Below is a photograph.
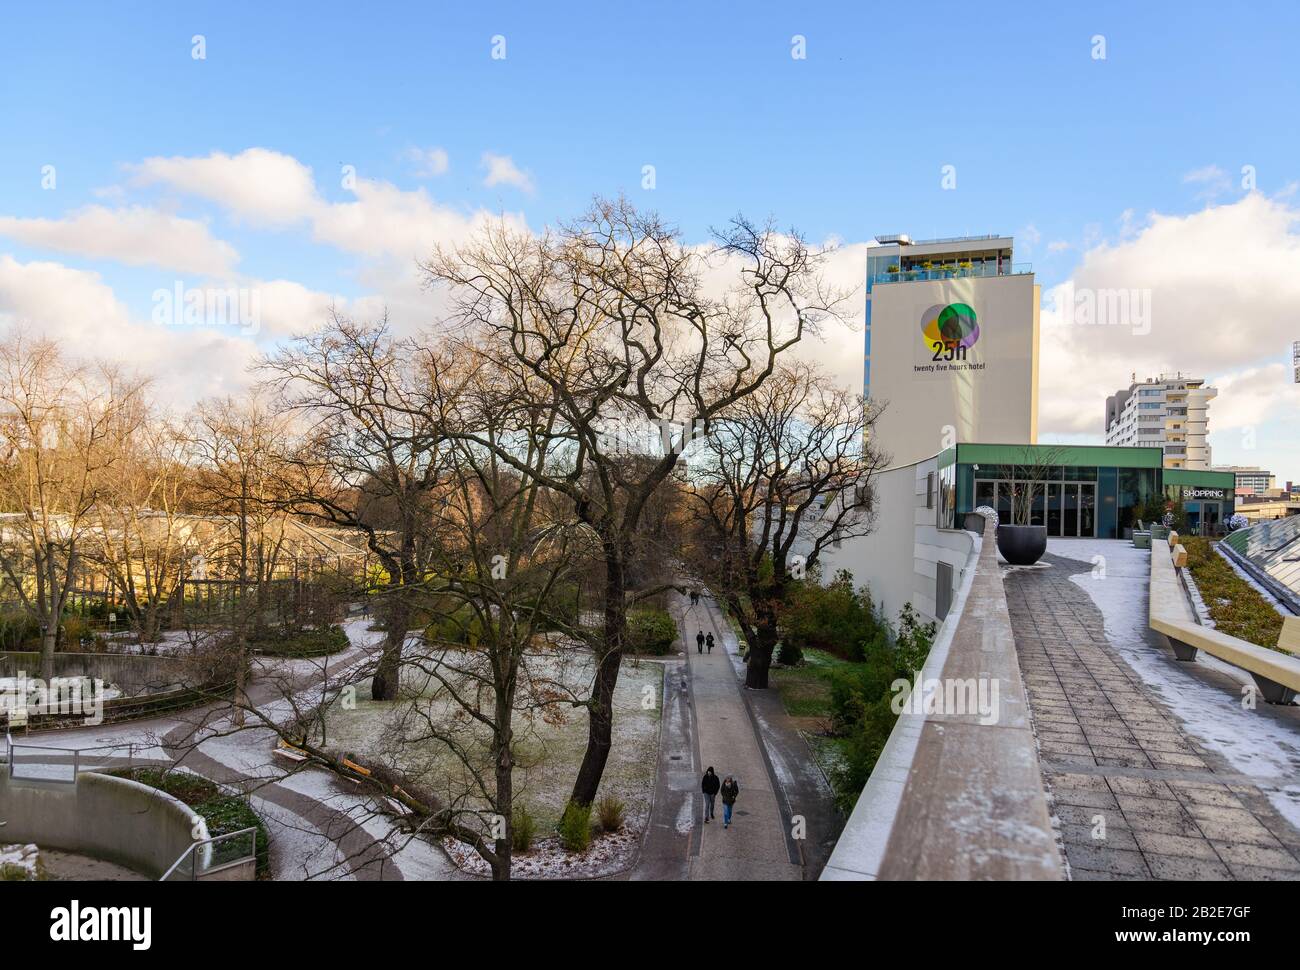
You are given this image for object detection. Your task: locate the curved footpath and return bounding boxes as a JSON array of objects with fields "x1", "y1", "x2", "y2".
[{"x1": 13, "y1": 617, "x2": 460, "y2": 881}]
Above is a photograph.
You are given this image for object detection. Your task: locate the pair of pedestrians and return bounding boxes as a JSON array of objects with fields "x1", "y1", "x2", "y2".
[
  {"x1": 694, "y1": 630, "x2": 714, "y2": 654},
  {"x1": 700, "y1": 767, "x2": 739, "y2": 828}
]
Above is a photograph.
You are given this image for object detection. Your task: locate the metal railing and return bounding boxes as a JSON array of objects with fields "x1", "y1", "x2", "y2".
[
  {"x1": 869, "y1": 262, "x2": 1033, "y2": 285},
  {"x1": 160, "y1": 827, "x2": 258, "y2": 881},
  {"x1": 5, "y1": 731, "x2": 140, "y2": 782}
]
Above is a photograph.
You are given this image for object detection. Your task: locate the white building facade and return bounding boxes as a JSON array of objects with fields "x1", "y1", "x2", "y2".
[
  {"x1": 864, "y1": 234, "x2": 1040, "y2": 468},
  {"x1": 1103, "y1": 374, "x2": 1217, "y2": 469}
]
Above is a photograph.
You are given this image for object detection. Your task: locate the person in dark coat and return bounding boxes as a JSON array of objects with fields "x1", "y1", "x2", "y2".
[
  {"x1": 720, "y1": 776, "x2": 739, "y2": 828},
  {"x1": 701, "y1": 766, "x2": 720, "y2": 822},
  {"x1": 690, "y1": 589, "x2": 699, "y2": 606},
  {"x1": 696, "y1": 630, "x2": 705, "y2": 653},
  {"x1": 705, "y1": 632, "x2": 715, "y2": 654}
]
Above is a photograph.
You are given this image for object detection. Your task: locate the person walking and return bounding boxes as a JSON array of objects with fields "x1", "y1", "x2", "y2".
[
  {"x1": 696, "y1": 630, "x2": 705, "y2": 653},
  {"x1": 701, "y1": 766, "x2": 720, "y2": 823},
  {"x1": 720, "y1": 775, "x2": 739, "y2": 828},
  {"x1": 705, "y1": 632, "x2": 715, "y2": 654},
  {"x1": 690, "y1": 589, "x2": 699, "y2": 606}
]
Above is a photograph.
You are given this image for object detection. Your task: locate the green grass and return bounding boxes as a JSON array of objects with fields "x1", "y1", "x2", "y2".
[
  {"x1": 768, "y1": 648, "x2": 863, "y2": 721},
  {"x1": 1182, "y1": 537, "x2": 1285, "y2": 650}
]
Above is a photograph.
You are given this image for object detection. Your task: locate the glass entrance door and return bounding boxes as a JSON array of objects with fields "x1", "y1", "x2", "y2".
[
  {"x1": 1080, "y1": 483, "x2": 1096, "y2": 538},
  {"x1": 1046, "y1": 483, "x2": 1062, "y2": 536},
  {"x1": 1062, "y1": 483, "x2": 1079, "y2": 537},
  {"x1": 995, "y1": 481, "x2": 1012, "y2": 525}
]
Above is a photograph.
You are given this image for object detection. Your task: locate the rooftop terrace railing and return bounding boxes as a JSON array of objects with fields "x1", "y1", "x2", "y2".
[{"x1": 869, "y1": 263, "x2": 1033, "y2": 285}]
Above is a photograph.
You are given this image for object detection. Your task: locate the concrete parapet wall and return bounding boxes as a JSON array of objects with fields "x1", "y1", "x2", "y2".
[
  {"x1": 0, "y1": 770, "x2": 203, "y2": 879},
  {"x1": 0, "y1": 651, "x2": 191, "y2": 693},
  {"x1": 822, "y1": 514, "x2": 1064, "y2": 880}
]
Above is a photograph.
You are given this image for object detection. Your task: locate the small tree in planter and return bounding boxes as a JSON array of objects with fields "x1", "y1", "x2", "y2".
[{"x1": 998, "y1": 446, "x2": 1065, "y2": 565}]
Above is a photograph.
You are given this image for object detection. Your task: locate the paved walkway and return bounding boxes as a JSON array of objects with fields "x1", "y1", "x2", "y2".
[
  {"x1": 14, "y1": 618, "x2": 459, "y2": 881},
  {"x1": 671, "y1": 591, "x2": 801, "y2": 881},
  {"x1": 1005, "y1": 539, "x2": 1300, "y2": 880}
]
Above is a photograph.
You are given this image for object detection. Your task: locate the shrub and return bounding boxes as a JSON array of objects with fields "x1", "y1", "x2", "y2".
[
  {"x1": 1182, "y1": 537, "x2": 1284, "y2": 648},
  {"x1": 424, "y1": 606, "x2": 484, "y2": 647},
  {"x1": 775, "y1": 639, "x2": 803, "y2": 666},
  {"x1": 558, "y1": 801, "x2": 593, "y2": 852},
  {"x1": 893, "y1": 603, "x2": 937, "y2": 676},
  {"x1": 828, "y1": 657, "x2": 896, "y2": 735},
  {"x1": 251, "y1": 624, "x2": 348, "y2": 657},
  {"x1": 595, "y1": 794, "x2": 626, "y2": 832},
  {"x1": 626, "y1": 608, "x2": 677, "y2": 655},
  {"x1": 511, "y1": 803, "x2": 536, "y2": 852},
  {"x1": 832, "y1": 694, "x2": 900, "y2": 813},
  {"x1": 781, "y1": 571, "x2": 886, "y2": 661},
  {"x1": 0, "y1": 610, "x2": 40, "y2": 651}
]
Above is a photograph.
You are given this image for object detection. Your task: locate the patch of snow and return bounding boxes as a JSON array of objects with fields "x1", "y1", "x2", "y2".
[
  {"x1": 1055, "y1": 539, "x2": 1300, "y2": 830},
  {"x1": 0, "y1": 843, "x2": 41, "y2": 879},
  {"x1": 442, "y1": 829, "x2": 639, "y2": 879}
]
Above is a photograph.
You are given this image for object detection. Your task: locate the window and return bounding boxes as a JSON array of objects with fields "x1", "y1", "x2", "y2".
[
  {"x1": 926, "y1": 471, "x2": 935, "y2": 509},
  {"x1": 936, "y1": 561, "x2": 953, "y2": 621}
]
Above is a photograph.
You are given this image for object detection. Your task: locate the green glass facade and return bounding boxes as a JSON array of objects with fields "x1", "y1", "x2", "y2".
[{"x1": 940, "y1": 443, "x2": 1236, "y2": 539}]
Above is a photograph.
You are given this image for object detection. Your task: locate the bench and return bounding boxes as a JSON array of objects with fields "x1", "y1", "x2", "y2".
[
  {"x1": 1279, "y1": 617, "x2": 1300, "y2": 657},
  {"x1": 1149, "y1": 539, "x2": 1300, "y2": 704}
]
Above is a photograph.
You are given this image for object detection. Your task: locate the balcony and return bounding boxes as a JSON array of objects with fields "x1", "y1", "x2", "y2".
[{"x1": 868, "y1": 262, "x2": 1033, "y2": 285}]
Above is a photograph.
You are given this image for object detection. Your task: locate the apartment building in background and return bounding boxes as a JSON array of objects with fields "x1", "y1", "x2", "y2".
[
  {"x1": 1104, "y1": 373, "x2": 1217, "y2": 469},
  {"x1": 1211, "y1": 465, "x2": 1278, "y2": 496}
]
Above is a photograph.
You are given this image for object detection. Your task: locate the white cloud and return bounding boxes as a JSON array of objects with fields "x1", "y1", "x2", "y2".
[
  {"x1": 130, "y1": 147, "x2": 521, "y2": 266},
  {"x1": 481, "y1": 152, "x2": 534, "y2": 193},
  {"x1": 1038, "y1": 193, "x2": 1300, "y2": 443},
  {"x1": 0, "y1": 205, "x2": 239, "y2": 275},
  {"x1": 1184, "y1": 164, "x2": 1228, "y2": 185},
  {"x1": 404, "y1": 146, "x2": 450, "y2": 178},
  {"x1": 1047, "y1": 240, "x2": 1071, "y2": 253},
  {"x1": 1182, "y1": 164, "x2": 1233, "y2": 201},
  {"x1": 0, "y1": 255, "x2": 259, "y2": 404},
  {"x1": 132, "y1": 148, "x2": 319, "y2": 228}
]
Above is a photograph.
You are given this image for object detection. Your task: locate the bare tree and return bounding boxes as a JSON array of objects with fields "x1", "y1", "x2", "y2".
[
  {"x1": 186, "y1": 394, "x2": 292, "y2": 722},
  {"x1": 91, "y1": 412, "x2": 196, "y2": 642},
  {"x1": 421, "y1": 196, "x2": 851, "y2": 806},
  {"x1": 1008, "y1": 445, "x2": 1067, "y2": 526},
  {"x1": 0, "y1": 331, "x2": 146, "y2": 678},
  {"x1": 262, "y1": 315, "x2": 450, "y2": 702},
  {"x1": 685, "y1": 361, "x2": 885, "y2": 688}
]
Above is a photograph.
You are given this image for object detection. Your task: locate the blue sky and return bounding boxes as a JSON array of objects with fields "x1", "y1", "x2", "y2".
[{"x1": 1, "y1": 0, "x2": 1298, "y2": 481}]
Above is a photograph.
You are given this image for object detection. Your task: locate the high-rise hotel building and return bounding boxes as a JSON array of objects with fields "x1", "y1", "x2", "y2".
[{"x1": 864, "y1": 234, "x2": 1040, "y2": 467}]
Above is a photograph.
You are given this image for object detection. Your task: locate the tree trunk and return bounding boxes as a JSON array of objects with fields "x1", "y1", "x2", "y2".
[
  {"x1": 743, "y1": 620, "x2": 779, "y2": 690},
  {"x1": 233, "y1": 651, "x2": 248, "y2": 726},
  {"x1": 492, "y1": 738, "x2": 513, "y2": 881},
  {"x1": 372, "y1": 594, "x2": 408, "y2": 702},
  {"x1": 569, "y1": 551, "x2": 626, "y2": 807},
  {"x1": 39, "y1": 627, "x2": 56, "y2": 682}
]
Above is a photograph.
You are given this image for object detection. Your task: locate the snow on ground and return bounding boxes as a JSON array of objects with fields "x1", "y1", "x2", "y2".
[
  {"x1": 322, "y1": 644, "x2": 661, "y2": 837},
  {"x1": 1180, "y1": 568, "x2": 1217, "y2": 627},
  {"x1": 0, "y1": 676, "x2": 121, "y2": 707},
  {"x1": 443, "y1": 829, "x2": 639, "y2": 879},
  {"x1": 1050, "y1": 539, "x2": 1300, "y2": 828},
  {"x1": 0, "y1": 843, "x2": 41, "y2": 879}
]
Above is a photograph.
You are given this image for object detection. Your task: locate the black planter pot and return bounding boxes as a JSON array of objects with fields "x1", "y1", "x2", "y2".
[{"x1": 996, "y1": 524, "x2": 1048, "y2": 565}]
